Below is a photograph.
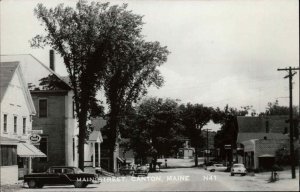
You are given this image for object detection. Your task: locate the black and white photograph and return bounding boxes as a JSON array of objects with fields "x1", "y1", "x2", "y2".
[{"x1": 0, "y1": 0, "x2": 299, "y2": 191}]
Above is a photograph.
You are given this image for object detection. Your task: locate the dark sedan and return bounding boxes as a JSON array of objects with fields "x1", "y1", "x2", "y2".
[{"x1": 24, "y1": 166, "x2": 99, "y2": 188}]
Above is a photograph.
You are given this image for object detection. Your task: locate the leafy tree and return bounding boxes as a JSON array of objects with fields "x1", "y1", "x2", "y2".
[
  {"x1": 125, "y1": 98, "x2": 184, "y2": 171},
  {"x1": 179, "y1": 103, "x2": 213, "y2": 166},
  {"x1": 39, "y1": 74, "x2": 71, "y2": 90},
  {"x1": 100, "y1": 5, "x2": 169, "y2": 170},
  {"x1": 260, "y1": 100, "x2": 299, "y2": 139},
  {"x1": 261, "y1": 100, "x2": 298, "y2": 116},
  {"x1": 31, "y1": 1, "x2": 132, "y2": 169}
]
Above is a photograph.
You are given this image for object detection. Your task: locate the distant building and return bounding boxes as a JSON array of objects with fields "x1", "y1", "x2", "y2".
[
  {"x1": 84, "y1": 118, "x2": 104, "y2": 168},
  {"x1": 0, "y1": 62, "x2": 45, "y2": 184},
  {"x1": 177, "y1": 139, "x2": 195, "y2": 159},
  {"x1": 90, "y1": 118, "x2": 125, "y2": 172},
  {"x1": 236, "y1": 116, "x2": 296, "y2": 169}
]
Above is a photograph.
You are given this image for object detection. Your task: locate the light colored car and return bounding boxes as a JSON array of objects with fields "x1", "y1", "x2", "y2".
[
  {"x1": 206, "y1": 164, "x2": 227, "y2": 172},
  {"x1": 231, "y1": 164, "x2": 247, "y2": 176},
  {"x1": 134, "y1": 165, "x2": 148, "y2": 177}
]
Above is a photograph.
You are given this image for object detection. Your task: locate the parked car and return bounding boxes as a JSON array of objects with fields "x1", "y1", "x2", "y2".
[
  {"x1": 119, "y1": 165, "x2": 135, "y2": 176},
  {"x1": 230, "y1": 164, "x2": 247, "y2": 176},
  {"x1": 204, "y1": 161, "x2": 218, "y2": 170},
  {"x1": 206, "y1": 164, "x2": 227, "y2": 172},
  {"x1": 133, "y1": 165, "x2": 149, "y2": 177},
  {"x1": 24, "y1": 166, "x2": 99, "y2": 188}
]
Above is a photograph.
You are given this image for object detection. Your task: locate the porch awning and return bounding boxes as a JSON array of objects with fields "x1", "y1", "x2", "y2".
[{"x1": 17, "y1": 143, "x2": 46, "y2": 158}]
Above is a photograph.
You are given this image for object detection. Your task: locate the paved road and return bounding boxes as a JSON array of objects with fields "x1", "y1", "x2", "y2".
[{"x1": 17, "y1": 168, "x2": 298, "y2": 191}]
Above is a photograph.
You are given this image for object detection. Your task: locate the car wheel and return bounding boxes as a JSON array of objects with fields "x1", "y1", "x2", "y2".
[
  {"x1": 210, "y1": 169, "x2": 215, "y2": 172},
  {"x1": 28, "y1": 180, "x2": 37, "y2": 188},
  {"x1": 74, "y1": 181, "x2": 84, "y2": 188},
  {"x1": 241, "y1": 173, "x2": 246, "y2": 176},
  {"x1": 36, "y1": 182, "x2": 44, "y2": 188},
  {"x1": 82, "y1": 183, "x2": 88, "y2": 188},
  {"x1": 230, "y1": 173, "x2": 234, "y2": 176}
]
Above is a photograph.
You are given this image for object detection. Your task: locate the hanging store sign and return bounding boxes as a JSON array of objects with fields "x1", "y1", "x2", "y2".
[{"x1": 29, "y1": 134, "x2": 42, "y2": 144}]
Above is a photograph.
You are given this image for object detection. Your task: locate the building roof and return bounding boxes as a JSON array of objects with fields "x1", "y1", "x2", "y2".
[
  {"x1": 237, "y1": 116, "x2": 289, "y2": 133},
  {"x1": 0, "y1": 62, "x2": 19, "y2": 101},
  {"x1": 237, "y1": 132, "x2": 289, "y2": 143},
  {"x1": 0, "y1": 62, "x2": 36, "y2": 115},
  {"x1": 91, "y1": 117, "x2": 107, "y2": 131},
  {"x1": 0, "y1": 54, "x2": 71, "y2": 90},
  {"x1": 88, "y1": 130, "x2": 103, "y2": 143}
]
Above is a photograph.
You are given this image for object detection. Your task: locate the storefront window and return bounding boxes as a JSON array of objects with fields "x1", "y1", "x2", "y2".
[{"x1": 0, "y1": 145, "x2": 17, "y2": 166}]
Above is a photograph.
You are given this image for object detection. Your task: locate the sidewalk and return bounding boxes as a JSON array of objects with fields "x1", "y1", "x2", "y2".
[
  {"x1": 0, "y1": 180, "x2": 24, "y2": 192},
  {"x1": 252, "y1": 168, "x2": 299, "y2": 191}
]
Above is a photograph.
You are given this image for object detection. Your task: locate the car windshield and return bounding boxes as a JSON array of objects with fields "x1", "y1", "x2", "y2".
[
  {"x1": 214, "y1": 164, "x2": 223, "y2": 167},
  {"x1": 233, "y1": 164, "x2": 244, "y2": 168},
  {"x1": 74, "y1": 167, "x2": 84, "y2": 173}
]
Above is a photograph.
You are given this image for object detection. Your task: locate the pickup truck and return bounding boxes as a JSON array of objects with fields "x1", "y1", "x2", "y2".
[{"x1": 24, "y1": 166, "x2": 99, "y2": 188}]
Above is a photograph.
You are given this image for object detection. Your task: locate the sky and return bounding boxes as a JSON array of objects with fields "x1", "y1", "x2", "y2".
[{"x1": 0, "y1": 0, "x2": 299, "y2": 130}]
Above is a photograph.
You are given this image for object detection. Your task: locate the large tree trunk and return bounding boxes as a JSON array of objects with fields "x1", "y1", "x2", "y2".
[
  {"x1": 194, "y1": 150, "x2": 198, "y2": 167},
  {"x1": 78, "y1": 125, "x2": 86, "y2": 170},
  {"x1": 107, "y1": 103, "x2": 119, "y2": 172},
  {"x1": 77, "y1": 85, "x2": 89, "y2": 171}
]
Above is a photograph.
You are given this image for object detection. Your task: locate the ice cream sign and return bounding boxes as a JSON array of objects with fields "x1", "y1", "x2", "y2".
[{"x1": 28, "y1": 130, "x2": 43, "y2": 144}]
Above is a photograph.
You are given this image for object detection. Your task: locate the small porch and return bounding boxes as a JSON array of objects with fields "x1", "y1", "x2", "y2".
[{"x1": 84, "y1": 130, "x2": 103, "y2": 168}]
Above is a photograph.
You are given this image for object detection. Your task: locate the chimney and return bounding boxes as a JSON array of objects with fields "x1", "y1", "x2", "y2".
[{"x1": 49, "y1": 50, "x2": 55, "y2": 71}]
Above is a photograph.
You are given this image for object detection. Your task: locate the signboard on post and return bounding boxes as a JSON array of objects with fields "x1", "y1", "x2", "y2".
[
  {"x1": 224, "y1": 144, "x2": 231, "y2": 150},
  {"x1": 28, "y1": 130, "x2": 43, "y2": 144},
  {"x1": 29, "y1": 134, "x2": 41, "y2": 144}
]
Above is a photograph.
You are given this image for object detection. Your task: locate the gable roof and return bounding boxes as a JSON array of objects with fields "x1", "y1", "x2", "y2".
[
  {"x1": 0, "y1": 62, "x2": 36, "y2": 115},
  {"x1": 237, "y1": 116, "x2": 289, "y2": 133},
  {"x1": 0, "y1": 62, "x2": 19, "y2": 101},
  {"x1": 88, "y1": 130, "x2": 103, "y2": 143},
  {"x1": 0, "y1": 54, "x2": 71, "y2": 90}
]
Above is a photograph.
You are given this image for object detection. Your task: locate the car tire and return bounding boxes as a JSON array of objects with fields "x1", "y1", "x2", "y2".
[
  {"x1": 241, "y1": 173, "x2": 246, "y2": 176},
  {"x1": 230, "y1": 173, "x2": 234, "y2": 176},
  {"x1": 74, "y1": 181, "x2": 84, "y2": 188},
  {"x1": 36, "y1": 182, "x2": 44, "y2": 188},
  {"x1": 28, "y1": 180, "x2": 37, "y2": 188},
  {"x1": 82, "y1": 183, "x2": 88, "y2": 188},
  {"x1": 210, "y1": 169, "x2": 215, "y2": 172}
]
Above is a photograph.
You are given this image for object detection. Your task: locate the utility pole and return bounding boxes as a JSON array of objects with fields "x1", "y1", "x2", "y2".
[
  {"x1": 278, "y1": 66, "x2": 299, "y2": 179},
  {"x1": 203, "y1": 128, "x2": 211, "y2": 164}
]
